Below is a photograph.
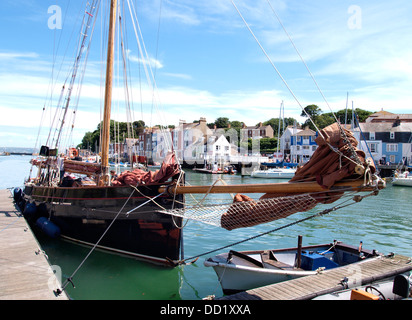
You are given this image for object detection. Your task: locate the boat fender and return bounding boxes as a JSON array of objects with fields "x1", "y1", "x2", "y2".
[
  {"x1": 13, "y1": 187, "x2": 22, "y2": 202},
  {"x1": 17, "y1": 198, "x2": 26, "y2": 211},
  {"x1": 23, "y1": 202, "x2": 38, "y2": 221},
  {"x1": 35, "y1": 217, "x2": 61, "y2": 239}
]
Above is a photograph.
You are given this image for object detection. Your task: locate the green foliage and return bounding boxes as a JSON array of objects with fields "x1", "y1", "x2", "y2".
[
  {"x1": 77, "y1": 120, "x2": 145, "y2": 152},
  {"x1": 260, "y1": 137, "x2": 278, "y2": 153},
  {"x1": 301, "y1": 105, "x2": 374, "y2": 130},
  {"x1": 263, "y1": 117, "x2": 296, "y2": 136}
]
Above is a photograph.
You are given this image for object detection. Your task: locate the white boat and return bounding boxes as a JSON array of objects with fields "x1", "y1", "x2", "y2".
[
  {"x1": 313, "y1": 272, "x2": 412, "y2": 300},
  {"x1": 250, "y1": 167, "x2": 296, "y2": 179},
  {"x1": 204, "y1": 240, "x2": 379, "y2": 294},
  {"x1": 392, "y1": 171, "x2": 412, "y2": 187}
]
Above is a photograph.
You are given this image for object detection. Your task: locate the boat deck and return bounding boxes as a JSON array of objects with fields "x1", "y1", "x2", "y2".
[
  {"x1": 0, "y1": 189, "x2": 68, "y2": 300},
  {"x1": 219, "y1": 254, "x2": 412, "y2": 300}
]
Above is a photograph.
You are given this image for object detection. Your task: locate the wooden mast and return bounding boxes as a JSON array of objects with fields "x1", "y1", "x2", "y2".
[{"x1": 100, "y1": 0, "x2": 117, "y2": 185}]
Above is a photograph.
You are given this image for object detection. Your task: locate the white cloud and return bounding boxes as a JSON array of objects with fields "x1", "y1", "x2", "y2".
[
  {"x1": 2, "y1": 1, "x2": 412, "y2": 148},
  {"x1": 0, "y1": 52, "x2": 39, "y2": 59},
  {"x1": 127, "y1": 50, "x2": 164, "y2": 69}
]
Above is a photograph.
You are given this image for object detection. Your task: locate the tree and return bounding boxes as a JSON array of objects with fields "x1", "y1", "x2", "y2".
[
  {"x1": 78, "y1": 119, "x2": 146, "y2": 152},
  {"x1": 260, "y1": 137, "x2": 278, "y2": 153},
  {"x1": 214, "y1": 117, "x2": 230, "y2": 128},
  {"x1": 301, "y1": 105, "x2": 322, "y2": 131}
]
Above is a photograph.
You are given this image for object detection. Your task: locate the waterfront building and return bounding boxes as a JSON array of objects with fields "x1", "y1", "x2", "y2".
[
  {"x1": 279, "y1": 126, "x2": 318, "y2": 164},
  {"x1": 291, "y1": 127, "x2": 318, "y2": 164},
  {"x1": 355, "y1": 112, "x2": 412, "y2": 166},
  {"x1": 240, "y1": 122, "x2": 274, "y2": 141}
]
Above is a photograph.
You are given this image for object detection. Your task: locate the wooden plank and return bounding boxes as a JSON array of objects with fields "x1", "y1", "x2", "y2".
[{"x1": 0, "y1": 189, "x2": 69, "y2": 300}]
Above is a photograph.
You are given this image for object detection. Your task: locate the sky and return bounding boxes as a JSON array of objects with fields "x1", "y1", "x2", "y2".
[{"x1": 1, "y1": 0, "x2": 412, "y2": 148}]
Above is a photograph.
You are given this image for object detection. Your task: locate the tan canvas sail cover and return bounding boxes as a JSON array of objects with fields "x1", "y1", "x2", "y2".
[
  {"x1": 111, "y1": 152, "x2": 180, "y2": 186},
  {"x1": 220, "y1": 123, "x2": 376, "y2": 230}
]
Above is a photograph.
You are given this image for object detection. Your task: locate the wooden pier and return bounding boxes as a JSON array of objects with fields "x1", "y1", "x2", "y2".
[
  {"x1": 220, "y1": 254, "x2": 412, "y2": 300},
  {"x1": 0, "y1": 189, "x2": 68, "y2": 300}
]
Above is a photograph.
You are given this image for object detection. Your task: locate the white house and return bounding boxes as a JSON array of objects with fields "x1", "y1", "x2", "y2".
[{"x1": 206, "y1": 135, "x2": 231, "y2": 164}]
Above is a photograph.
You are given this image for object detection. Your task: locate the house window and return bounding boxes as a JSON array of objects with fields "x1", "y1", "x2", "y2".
[
  {"x1": 216, "y1": 145, "x2": 220, "y2": 151},
  {"x1": 370, "y1": 132, "x2": 375, "y2": 140},
  {"x1": 225, "y1": 146, "x2": 229, "y2": 151},
  {"x1": 386, "y1": 144, "x2": 398, "y2": 152},
  {"x1": 390, "y1": 132, "x2": 395, "y2": 139},
  {"x1": 369, "y1": 143, "x2": 377, "y2": 153},
  {"x1": 390, "y1": 155, "x2": 396, "y2": 163}
]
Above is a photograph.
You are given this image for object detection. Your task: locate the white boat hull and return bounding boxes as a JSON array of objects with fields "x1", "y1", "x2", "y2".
[
  {"x1": 204, "y1": 259, "x2": 315, "y2": 294},
  {"x1": 204, "y1": 241, "x2": 379, "y2": 295},
  {"x1": 251, "y1": 168, "x2": 295, "y2": 179},
  {"x1": 392, "y1": 177, "x2": 412, "y2": 187}
]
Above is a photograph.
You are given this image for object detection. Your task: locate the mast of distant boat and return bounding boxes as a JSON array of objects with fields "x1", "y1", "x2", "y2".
[{"x1": 100, "y1": 0, "x2": 117, "y2": 185}]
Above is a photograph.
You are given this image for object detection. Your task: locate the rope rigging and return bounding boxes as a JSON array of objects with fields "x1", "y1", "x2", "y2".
[
  {"x1": 231, "y1": 0, "x2": 364, "y2": 168},
  {"x1": 172, "y1": 187, "x2": 381, "y2": 266}
]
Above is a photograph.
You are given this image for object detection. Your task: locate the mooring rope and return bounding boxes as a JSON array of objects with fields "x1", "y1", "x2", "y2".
[{"x1": 54, "y1": 191, "x2": 166, "y2": 296}]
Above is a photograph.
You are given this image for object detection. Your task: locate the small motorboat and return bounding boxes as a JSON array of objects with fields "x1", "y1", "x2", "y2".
[
  {"x1": 250, "y1": 167, "x2": 296, "y2": 179},
  {"x1": 204, "y1": 239, "x2": 379, "y2": 294},
  {"x1": 392, "y1": 171, "x2": 412, "y2": 187},
  {"x1": 313, "y1": 272, "x2": 412, "y2": 300}
]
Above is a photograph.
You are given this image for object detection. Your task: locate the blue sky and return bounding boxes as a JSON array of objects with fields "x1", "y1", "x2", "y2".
[{"x1": 1, "y1": 0, "x2": 412, "y2": 148}]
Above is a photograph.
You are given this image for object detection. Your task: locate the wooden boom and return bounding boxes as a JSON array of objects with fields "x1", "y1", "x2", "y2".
[{"x1": 159, "y1": 179, "x2": 385, "y2": 195}]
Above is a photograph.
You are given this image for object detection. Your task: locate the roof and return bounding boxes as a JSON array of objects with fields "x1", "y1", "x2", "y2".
[
  {"x1": 358, "y1": 122, "x2": 412, "y2": 132},
  {"x1": 369, "y1": 110, "x2": 395, "y2": 117},
  {"x1": 296, "y1": 128, "x2": 316, "y2": 136},
  {"x1": 243, "y1": 125, "x2": 272, "y2": 130},
  {"x1": 366, "y1": 110, "x2": 412, "y2": 123}
]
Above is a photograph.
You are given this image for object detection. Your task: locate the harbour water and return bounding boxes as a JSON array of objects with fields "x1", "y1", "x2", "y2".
[{"x1": 1, "y1": 155, "x2": 411, "y2": 300}]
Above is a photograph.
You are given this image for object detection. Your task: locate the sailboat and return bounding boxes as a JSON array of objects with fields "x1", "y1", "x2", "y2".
[
  {"x1": 21, "y1": 0, "x2": 184, "y2": 266},
  {"x1": 251, "y1": 101, "x2": 296, "y2": 179},
  {"x1": 18, "y1": 1, "x2": 386, "y2": 273}
]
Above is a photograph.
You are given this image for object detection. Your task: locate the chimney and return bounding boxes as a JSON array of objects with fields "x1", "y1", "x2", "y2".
[{"x1": 393, "y1": 116, "x2": 401, "y2": 127}]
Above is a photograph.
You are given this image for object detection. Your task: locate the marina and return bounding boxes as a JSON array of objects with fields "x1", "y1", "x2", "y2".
[
  {"x1": 1, "y1": 0, "x2": 412, "y2": 303},
  {"x1": 1, "y1": 155, "x2": 411, "y2": 300}
]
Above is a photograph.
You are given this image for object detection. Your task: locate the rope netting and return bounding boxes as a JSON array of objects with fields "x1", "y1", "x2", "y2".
[{"x1": 159, "y1": 189, "x2": 358, "y2": 231}]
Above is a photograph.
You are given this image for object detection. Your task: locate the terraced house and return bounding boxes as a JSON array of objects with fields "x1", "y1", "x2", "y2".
[{"x1": 355, "y1": 110, "x2": 412, "y2": 166}]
